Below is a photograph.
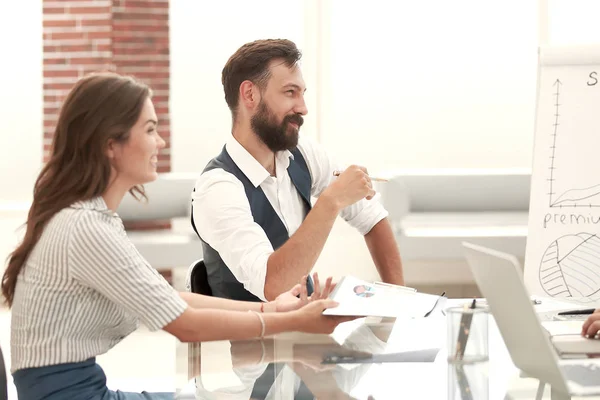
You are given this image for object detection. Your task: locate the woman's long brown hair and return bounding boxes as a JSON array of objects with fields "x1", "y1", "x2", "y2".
[{"x1": 1, "y1": 73, "x2": 151, "y2": 306}]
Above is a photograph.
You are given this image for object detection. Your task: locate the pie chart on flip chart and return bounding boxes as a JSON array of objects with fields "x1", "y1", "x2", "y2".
[{"x1": 539, "y1": 233, "x2": 600, "y2": 302}]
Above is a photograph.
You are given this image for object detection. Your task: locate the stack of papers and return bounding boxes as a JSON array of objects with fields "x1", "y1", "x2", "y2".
[
  {"x1": 542, "y1": 321, "x2": 600, "y2": 355},
  {"x1": 322, "y1": 276, "x2": 442, "y2": 318},
  {"x1": 542, "y1": 320, "x2": 584, "y2": 336},
  {"x1": 552, "y1": 335, "x2": 600, "y2": 355}
]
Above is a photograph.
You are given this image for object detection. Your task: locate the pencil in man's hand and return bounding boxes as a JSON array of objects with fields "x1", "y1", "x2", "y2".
[{"x1": 332, "y1": 171, "x2": 389, "y2": 182}]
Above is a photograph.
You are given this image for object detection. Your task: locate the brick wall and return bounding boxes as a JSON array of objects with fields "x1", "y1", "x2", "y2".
[
  {"x1": 42, "y1": 0, "x2": 170, "y2": 172},
  {"x1": 43, "y1": 0, "x2": 172, "y2": 279}
]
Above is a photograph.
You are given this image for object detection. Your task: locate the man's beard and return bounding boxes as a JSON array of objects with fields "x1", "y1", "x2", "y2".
[{"x1": 250, "y1": 100, "x2": 303, "y2": 152}]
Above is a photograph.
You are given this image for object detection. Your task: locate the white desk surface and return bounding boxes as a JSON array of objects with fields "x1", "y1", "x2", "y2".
[{"x1": 175, "y1": 298, "x2": 599, "y2": 400}]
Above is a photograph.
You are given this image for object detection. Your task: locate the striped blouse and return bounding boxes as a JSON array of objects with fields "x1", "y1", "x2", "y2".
[{"x1": 10, "y1": 196, "x2": 187, "y2": 372}]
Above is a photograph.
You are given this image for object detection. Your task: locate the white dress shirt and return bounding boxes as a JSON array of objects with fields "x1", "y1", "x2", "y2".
[
  {"x1": 192, "y1": 136, "x2": 388, "y2": 300},
  {"x1": 11, "y1": 197, "x2": 187, "y2": 372}
]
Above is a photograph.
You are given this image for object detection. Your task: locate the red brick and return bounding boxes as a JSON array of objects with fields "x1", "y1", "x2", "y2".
[
  {"x1": 121, "y1": 1, "x2": 168, "y2": 9},
  {"x1": 69, "y1": 7, "x2": 111, "y2": 14},
  {"x1": 112, "y1": 41, "x2": 165, "y2": 50},
  {"x1": 95, "y1": 44, "x2": 111, "y2": 52},
  {"x1": 79, "y1": 65, "x2": 117, "y2": 74},
  {"x1": 86, "y1": 31, "x2": 111, "y2": 39},
  {"x1": 49, "y1": 32, "x2": 85, "y2": 40},
  {"x1": 69, "y1": 57, "x2": 111, "y2": 65},
  {"x1": 112, "y1": 29, "x2": 168, "y2": 38},
  {"x1": 114, "y1": 64, "x2": 169, "y2": 73},
  {"x1": 80, "y1": 19, "x2": 112, "y2": 27},
  {"x1": 43, "y1": 69, "x2": 79, "y2": 78},
  {"x1": 44, "y1": 119, "x2": 59, "y2": 128},
  {"x1": 112, "y1": 35, "x2": 167, "y2": 44},
  {"x1": 44, "y1": 105, "x2": 61, "y2": 113},
  {"x1": 154, "y1": 107, "x2": 168, "y2": 116},
  {"x1": 44, "y1": 82, "x2": 77, "y2": 90},
  {"x1": 112, "y1": 23, "x2": 168, "y2": 33},
  {"x1": 43, "y1": 7, "x2": 66, "y2": 14},
  {"x1": 44, "y1": 19, "x2": 77, "y2": 28},
  {"x1": 113, "y1": 46, "x2": 168, "y2": 56},
  {"x1": 114, "y1": 60, "x2": 169, "y2": 68},
  {"x1": 44, "y1": 58, "x2": 68, "y2": 65},
  {"x1": 62, "y1": 44, "x2": 95, "y2": 52},
  {"x1": 113, "y1": 12, "x2": 168, "y2": 21},
  {"x1": 151, "y1": 95, "x2": 167, "y2": 103},
  {"x1": 44, "y1": 104, "x2": 61, "y2": 114},
  {"x1": 44, "y1": 63, "x2": 76, "y2": 70}
]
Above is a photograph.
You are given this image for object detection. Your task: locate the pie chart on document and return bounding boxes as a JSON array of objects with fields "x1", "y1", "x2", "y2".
[{"x1": 353, "y1": 284, "x2": 376, "y2": 298}]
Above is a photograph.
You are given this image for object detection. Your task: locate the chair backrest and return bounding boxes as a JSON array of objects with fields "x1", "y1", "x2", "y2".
[
  {"x1": 190, "y1": 260, "x2": 212, "y2": 296},
  {"x1": 385, "y1": 169, "x2": 531, "y2": 213},
  {"x1": 116, "y1": 172, "x2": 198, "y2": 221},
  {"x1": 0, "y1": 343, "x2": 7, "y2": 400}
]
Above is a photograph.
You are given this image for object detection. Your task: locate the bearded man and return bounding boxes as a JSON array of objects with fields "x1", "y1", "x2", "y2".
[{"x1": 191, "y1": 39, "x2": 404, "y2": 302}]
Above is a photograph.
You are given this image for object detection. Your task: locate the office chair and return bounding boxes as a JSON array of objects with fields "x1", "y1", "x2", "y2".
[
  {"x1": 0, "y1": 343, "x2": 7, "y2": 400},
  {"x1": 189, "y1": 260, "x2": 212, "y2": 296}
]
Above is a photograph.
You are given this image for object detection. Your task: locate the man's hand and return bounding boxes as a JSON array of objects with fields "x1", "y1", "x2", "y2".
[{"x1": 323, "y1": 165, "x2": 376, "y2": 210}]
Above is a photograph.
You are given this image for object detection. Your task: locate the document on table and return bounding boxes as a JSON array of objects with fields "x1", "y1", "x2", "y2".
[{"x1": 322, "y1": 275, "x2": 441, "y2": 318}]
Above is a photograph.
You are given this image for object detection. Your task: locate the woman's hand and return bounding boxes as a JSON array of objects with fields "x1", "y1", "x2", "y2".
[
  {"x1": 293, "y1": 300, "x2": 357, "y2": 334},
  {"x1": 271, "y1": 273, "x2": 335, "y2": 313}
]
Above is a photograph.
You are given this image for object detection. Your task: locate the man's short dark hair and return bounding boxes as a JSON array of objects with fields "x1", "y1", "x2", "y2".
[{"x1": 222, "y1": 39, "x2": 302, "y2": 119}]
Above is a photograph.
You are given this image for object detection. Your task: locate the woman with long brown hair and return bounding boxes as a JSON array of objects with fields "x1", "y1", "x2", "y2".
[{"x1": 1, "y1": 72, "x2": 348, "y2": 400}]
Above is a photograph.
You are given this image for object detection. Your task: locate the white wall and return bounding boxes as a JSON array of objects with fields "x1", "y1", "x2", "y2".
[
  {"x1": 0, "y1": 1, "x2": 43, "y2": 277},
  {"x1": 170, "y1": 0, "x2": 313, "y2": 174},
  {"x1": 323, "y1": 0, "x2": 539, "y2": 172},
  {"x1": 547, "y1": 0, "x2": 600, "y2": 45},
  {"x1": 171, "y1": 1, "x2": 541, "y2": 176},
  {"x1": 0, "y1": 1, "x2": 43, "y2": 206}
]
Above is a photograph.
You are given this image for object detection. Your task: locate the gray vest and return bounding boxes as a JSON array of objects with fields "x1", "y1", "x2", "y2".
[{"x1": 191, "y1": 146, "x2": 314, "y2": 301}]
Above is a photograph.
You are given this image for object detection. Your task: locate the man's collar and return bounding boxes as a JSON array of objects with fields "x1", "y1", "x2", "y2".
[{"x1": 226, "y1": 137, "x2": 294, "y2": 188}]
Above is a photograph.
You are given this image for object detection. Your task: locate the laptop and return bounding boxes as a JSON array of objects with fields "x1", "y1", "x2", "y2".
[{"x1": 462, "y1": 241, "x2": 600, "y2": 397}]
